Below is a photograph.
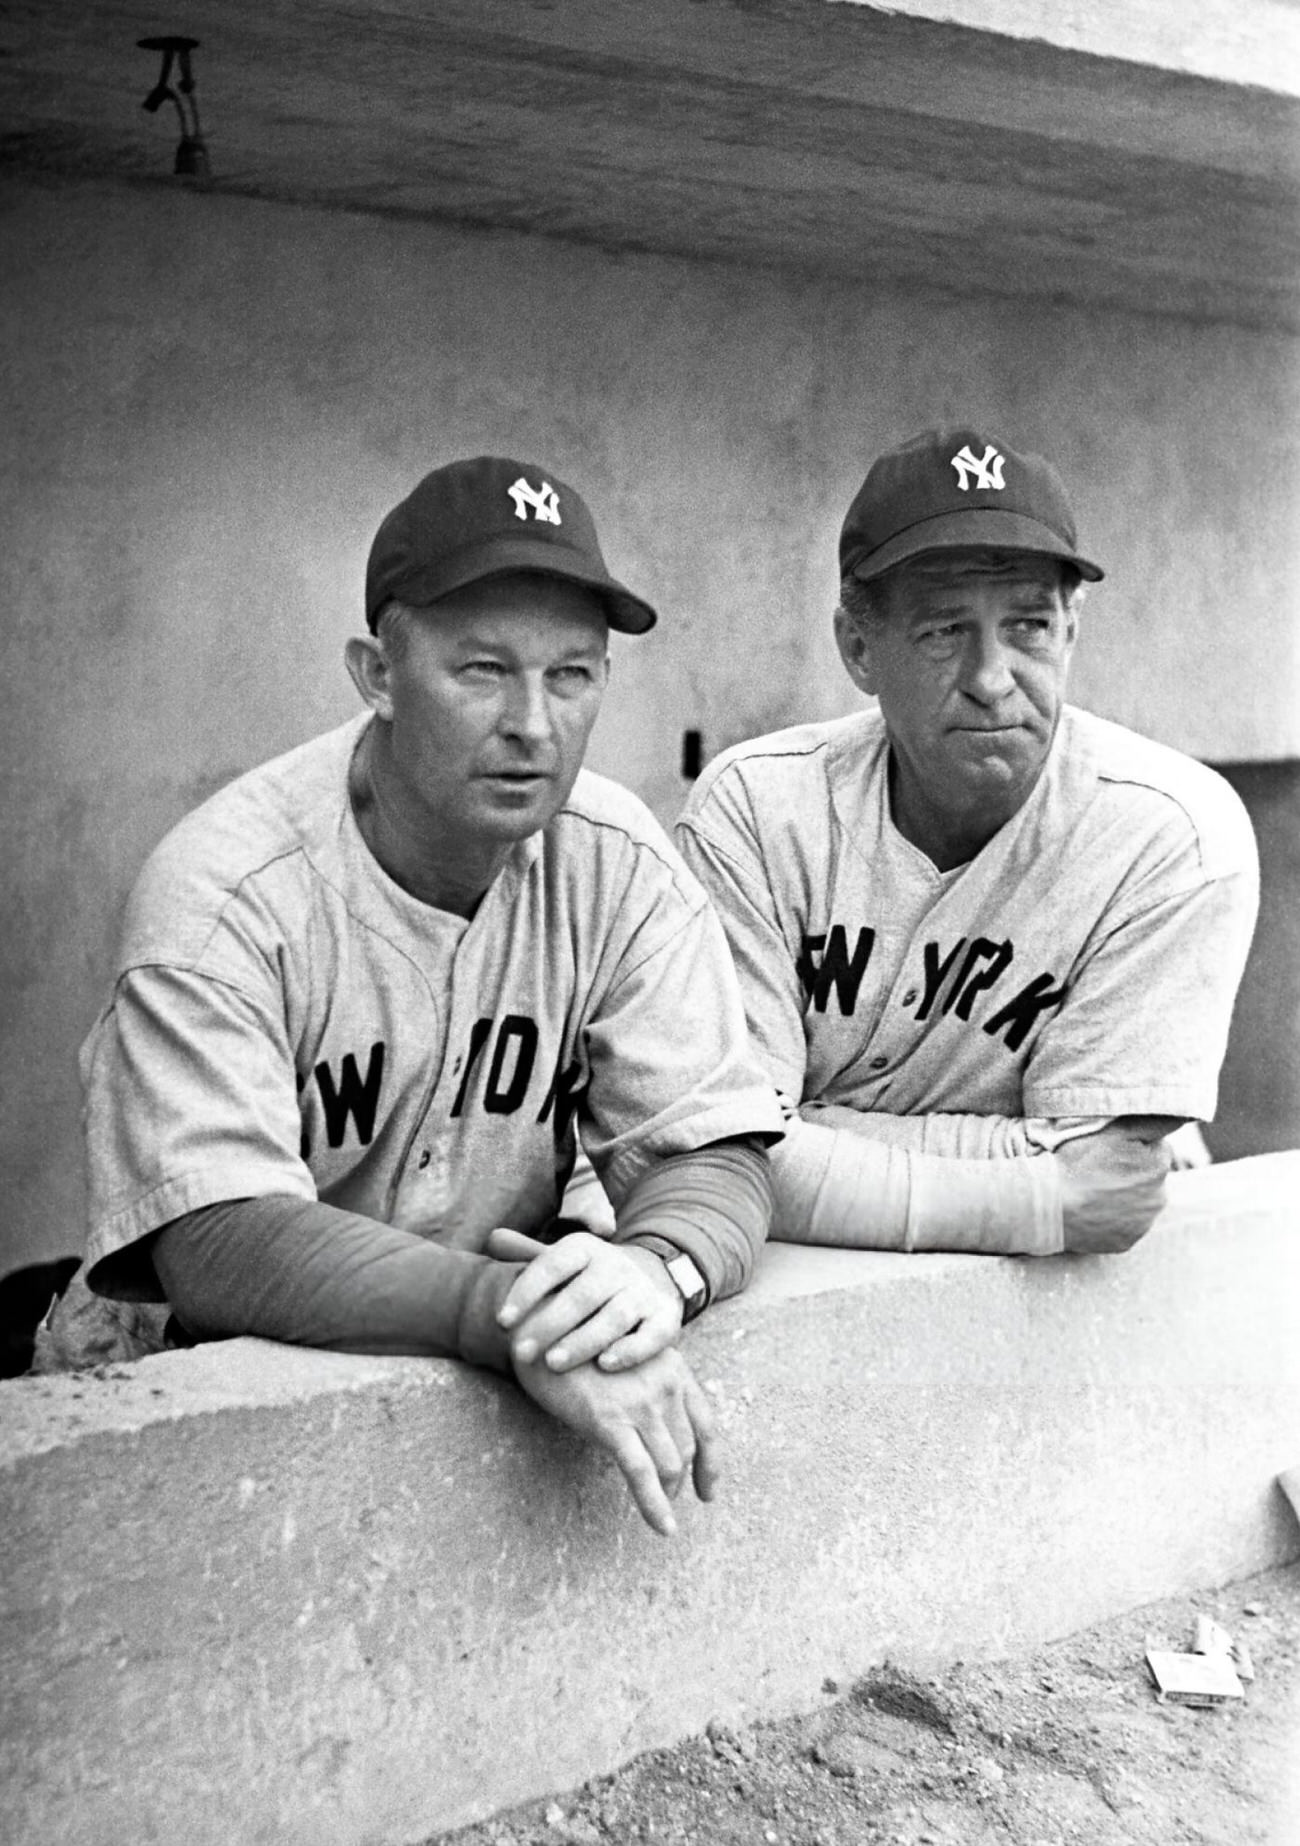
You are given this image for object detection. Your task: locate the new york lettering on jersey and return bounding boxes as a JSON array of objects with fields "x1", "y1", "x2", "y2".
[
  {"x1": 298, "y1": 1041, "x2": 387, "y2": 1158},
  {"x1": 446, "y1": 1013, "x2": 590, "y2": 1134},
  {"x1": 294, "y1": 1002, "x2": 593, "y2": 1248},
  {"x1": 296, "y1": 1014, "x2": 588, "y2": 1170},
  {"x1": 798, "y1": 924, "x2": 1067, "y2": 1052}
]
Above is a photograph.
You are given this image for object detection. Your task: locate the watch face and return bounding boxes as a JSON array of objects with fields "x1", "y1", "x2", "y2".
[{"x1": 666, "y1": 1253, "x2": 707, "y2": 1313}]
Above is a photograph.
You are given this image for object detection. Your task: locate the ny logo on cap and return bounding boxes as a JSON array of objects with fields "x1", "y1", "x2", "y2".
[
  {"x1": 507, "y1": 477, "x2": 562, "y2": 525},
  {"x1": 950, "y1": 444, "x2": 1006, "y2": 492}
]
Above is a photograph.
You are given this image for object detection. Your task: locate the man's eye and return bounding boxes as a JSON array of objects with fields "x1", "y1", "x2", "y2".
[
  {"x1": 462, "y1": 659, "x2": 506, "y2": 677},
  {"x1": 549, "y1": 664, "x2": 593, "y2": 685}
]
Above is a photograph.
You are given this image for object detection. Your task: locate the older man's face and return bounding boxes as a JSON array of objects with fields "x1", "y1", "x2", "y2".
[
  {"x1": 378, "y1": 573, "x2": 610, "y2": 855},
  {"x1": 839, "y1": 551, "x2": 1078, "y2": 838}
]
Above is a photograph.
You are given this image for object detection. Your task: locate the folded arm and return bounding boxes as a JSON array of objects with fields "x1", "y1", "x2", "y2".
[{"x1": 772, "y1": 1110, "x2": 1175, "y2": 1255}]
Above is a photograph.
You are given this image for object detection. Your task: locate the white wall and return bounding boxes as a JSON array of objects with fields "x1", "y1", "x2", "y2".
[{"x1": 3, "y1": 173, "x2": 1298, "y2": 1268}]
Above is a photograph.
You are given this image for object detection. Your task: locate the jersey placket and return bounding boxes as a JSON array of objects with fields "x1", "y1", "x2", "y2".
[
  {"x1": 813, "y1": 788, "x2": 955, "y2": 1106},
  {"x1": 403, "y1": 854, "x2": 544, "y2": 1249},
  {"x1": 379, "y1": 899, "x2": 478, "y2": 1241},
  {"x1": 852, "y1": 861, "x2": 1022, "y2": 1114}
]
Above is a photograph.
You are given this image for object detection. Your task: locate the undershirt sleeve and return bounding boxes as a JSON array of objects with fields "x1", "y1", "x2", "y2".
[
  {"x1": 151, "y1": 1194, "x2": 526, "y2": 1371},
  {"x1": 614, "y1": 1135, "x2": 773, "y2": 1304},
  {"x1": 769, "y1": 1117, "x2": 1065, "y2": 1255},
  {"x1": 798, "y1": 1102, "x2": 1117, "y2": 1158}
]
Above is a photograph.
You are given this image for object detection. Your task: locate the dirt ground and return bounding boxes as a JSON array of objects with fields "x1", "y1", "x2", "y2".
[{"x1": 432, "y1": 1563, "x2": 1299, "y2": 1846}]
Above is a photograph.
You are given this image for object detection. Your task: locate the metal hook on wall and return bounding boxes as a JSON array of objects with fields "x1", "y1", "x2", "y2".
[{"x1": 138, "y1": 36, "x2": 210, "y2": 179}]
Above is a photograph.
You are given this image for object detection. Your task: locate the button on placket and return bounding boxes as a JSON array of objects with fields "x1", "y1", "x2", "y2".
[{"x1": 409, "y1": 1134, "x2": 451, "y2": 1218}]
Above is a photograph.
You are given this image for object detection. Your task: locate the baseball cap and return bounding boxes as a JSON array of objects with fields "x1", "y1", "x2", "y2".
[
  {"x1": 840, "y1": 427, "x2": 1104, "y2": 584},
  {"x1": 365, "y1": 456, "x2": 658, "y2": 634}
]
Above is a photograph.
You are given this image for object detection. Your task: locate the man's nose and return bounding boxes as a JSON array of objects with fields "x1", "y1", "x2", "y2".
[
  {"x1": 500, "y1": 673, "x2": 552, "y2": 740},
  {"x1": 961, "y1": 632, "x2": 1016, "y2": 703}
]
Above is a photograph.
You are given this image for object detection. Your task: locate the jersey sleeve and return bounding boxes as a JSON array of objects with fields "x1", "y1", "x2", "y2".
[
  {"x1": 82, "y1": 962, "x2": 317, "y2": 1300},
  {"x1": 1023, "y1": 837, "x2": 1259, "y2": 1121},
  {"x1": 577, "y1": 864, "x2": 784, "y2": 1210},
  {"x1": 673, "y1": 775, "x2": 809, "y2": 1104}
]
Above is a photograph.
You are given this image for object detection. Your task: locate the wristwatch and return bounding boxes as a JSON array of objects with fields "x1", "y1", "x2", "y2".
[
  {"x1": 662, "y1": 1250, "x2": 709, "y2": 1324},
  {"x1": 627, "y1": 1235, "x2": 711, "y2": 1323}
]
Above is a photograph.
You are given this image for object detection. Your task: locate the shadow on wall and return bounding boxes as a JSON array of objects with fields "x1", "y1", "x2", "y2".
[{"x1": 1205, "y1": 760, "x2": 1300, "y2": 1160}]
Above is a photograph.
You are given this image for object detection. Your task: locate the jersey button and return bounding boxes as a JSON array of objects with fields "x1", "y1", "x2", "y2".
[
  {"x1": 868, "y1": 1054, "x2": 888, "y2": 1071},
  {"x1": 417, "y1": 1149, "x2": 431, "y2": 1170},
  {"x1": 902, "y1": 988, "x2": 918, "y2": 1006}
]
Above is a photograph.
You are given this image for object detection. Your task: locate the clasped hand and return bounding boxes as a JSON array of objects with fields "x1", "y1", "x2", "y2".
[
  {"x1": 487, "y1": 1225, "x2": 683, "y2": 1372},
  {"x1": 487, "y1": 1227, "x2": 712, "y2": 1538}
]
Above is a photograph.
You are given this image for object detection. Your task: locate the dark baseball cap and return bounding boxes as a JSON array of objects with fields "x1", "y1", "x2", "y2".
[
  {"x1": 840, "y1": 427, "x2": 1104, "y2": 584},
  {"x1": 365, "y1": 456, "x2": 658, "y2": 634}
]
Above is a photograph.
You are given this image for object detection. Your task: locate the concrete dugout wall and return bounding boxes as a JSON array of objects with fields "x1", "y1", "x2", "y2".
[
  {"x1": 3, "y1": 1155, "x2": 1298, "y2": 1846},
  {"x1": 4, "y1": 175, "x2": 1299, "y2": 1273}
]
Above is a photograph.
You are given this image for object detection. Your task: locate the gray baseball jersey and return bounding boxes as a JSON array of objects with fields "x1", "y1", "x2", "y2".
[
  {"x1": 675, "y1": 705, "x2": 1258, "y2": 1126},
  {"x1": 83, "y1": 716, "x2": 783, "y2": 1300}
]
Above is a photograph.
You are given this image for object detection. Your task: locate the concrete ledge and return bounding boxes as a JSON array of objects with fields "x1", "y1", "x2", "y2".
[
  {"x1": 3, "y1": 1154, "x2": 1298, "y2": 1846},
  {"x1": 832, "y1": 0, "x2": 1300, "y2": 95}
]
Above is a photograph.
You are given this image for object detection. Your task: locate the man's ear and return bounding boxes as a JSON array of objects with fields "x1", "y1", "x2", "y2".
[
  {"x1": 833, "y1": 607, "x2": 881, "y2": 698},
  {"x1": 344, "y1": 634, "x2": 395, "y2": 720}
]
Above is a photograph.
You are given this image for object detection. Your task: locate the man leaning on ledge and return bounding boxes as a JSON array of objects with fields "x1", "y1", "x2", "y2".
[
  {"x1": 676, "y1": 428, "x2": 1258, "y2": 1258},
  {"x1": 51, "y1": 455, "x2": 783, "y2": 1538}
]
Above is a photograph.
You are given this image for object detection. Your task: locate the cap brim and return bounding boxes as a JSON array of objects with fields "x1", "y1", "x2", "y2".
[
  {"x1": 847, "y1": 509, "x2": 1104, "y2": 583},
  {"x1": 373, "y1": 533, "x2": 657, "y2": 633}
]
